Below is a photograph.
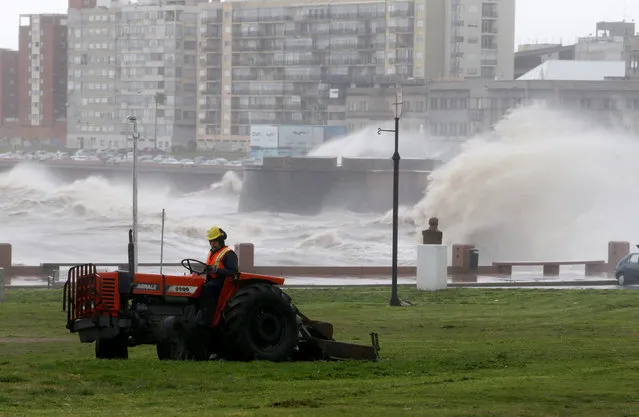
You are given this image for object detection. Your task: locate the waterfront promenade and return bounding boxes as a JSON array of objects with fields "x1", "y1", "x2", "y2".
[{"x1": 0, "y1": 241, "x2": 629, "y2": 290}]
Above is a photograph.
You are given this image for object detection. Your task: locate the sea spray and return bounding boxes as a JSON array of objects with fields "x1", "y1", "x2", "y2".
[{"x1": 412, "y1": 103, "x2": 639, "y2": 263}]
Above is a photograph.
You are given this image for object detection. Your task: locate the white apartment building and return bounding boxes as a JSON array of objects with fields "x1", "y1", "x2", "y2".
[
  {"x1": 66, "y1": 1, "x2": 200, "y2": 151},
  {"x1": 65, "y1": 0, "x2": 516, "y2": 150},
  {"x1": 194, "y1": 0, "x2": 516, "y2": 149},
  {"x1": 444, "y1": 0, "x2": 515, "y2": 80}
]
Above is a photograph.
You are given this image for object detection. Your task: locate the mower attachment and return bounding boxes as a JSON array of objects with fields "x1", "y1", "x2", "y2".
[
  {"x1": 306, "y1": 333, "x2": 380, "y2": 361},
  {"x1": 294, "y1": 305, "x2": 380, "y2": 361}
]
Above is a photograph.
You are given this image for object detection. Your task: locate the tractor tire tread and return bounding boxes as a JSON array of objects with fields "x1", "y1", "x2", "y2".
[{"x1": 221, "y1": 283, "x2": 298, "y2": 362}]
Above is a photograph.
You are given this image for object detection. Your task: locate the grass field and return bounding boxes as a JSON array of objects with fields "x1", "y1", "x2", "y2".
[{"x1": 1, "y1": 286, "x2": 639, "y2": 416}]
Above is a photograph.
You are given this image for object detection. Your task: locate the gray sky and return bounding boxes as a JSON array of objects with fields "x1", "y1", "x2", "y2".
[{"x1": 1, "y1": 0, "x2": 638, "y2": 50}]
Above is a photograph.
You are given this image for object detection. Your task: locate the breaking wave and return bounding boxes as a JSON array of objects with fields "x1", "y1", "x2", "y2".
[
  {"x1": 0, "y1": 162, "x2": 417, "y2": 266},
  {"x1": 411, "y1": 102, "x2": 639, "y2": 262}
]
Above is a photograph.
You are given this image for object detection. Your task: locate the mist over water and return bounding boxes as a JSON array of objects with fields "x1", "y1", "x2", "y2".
[
  {"x1": 412, "y1": 103, "x2": 639, "y2": 262},
  {"x1": 2, "y1": 103, "x2": 632, "y2": 271},
  {"x1": 0, "y1": 159, "x2": 419, "y2": 268},
  {"x1": 308, "y1": 123, "x2": 460, "y2": 162}
]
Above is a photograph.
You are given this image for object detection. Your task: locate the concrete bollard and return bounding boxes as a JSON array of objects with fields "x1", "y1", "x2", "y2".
[
  {"x1": 416, "y1": 244, "x2": 448, "y2": 291},
  {"x1": 0, "y1": 267, "x2": 5, "y2": 302},
  {"x1": 608, "y1": 241, "x2": 630, "y2": 272}
]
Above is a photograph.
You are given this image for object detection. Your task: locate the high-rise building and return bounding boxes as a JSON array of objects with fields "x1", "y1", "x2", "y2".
[
  {"x1": 0, "y1": 49, "x2": 19, "y2": 126},
  {"x1": 195, "y1": 0, "x2": 516, "y2": 150},
  {"x1": 17, "y1": 14, "x2": 68, "y2": 145},
  {"x1": 445, "y1": 0, "x2": 516, "y2": 80},
  {"x1": 66, "y1": 0, "x2": 200, "y2": 151}
]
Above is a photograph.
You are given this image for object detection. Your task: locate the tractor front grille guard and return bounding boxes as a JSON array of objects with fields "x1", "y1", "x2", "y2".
[{"x1": 63, "y1": 264, "x2": 102, "y2": 324}]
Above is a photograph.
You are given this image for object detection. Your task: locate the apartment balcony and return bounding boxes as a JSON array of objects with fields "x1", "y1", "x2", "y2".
[
  {"x1": 232, "y1": 102, "x2": 284, "y2": 111},
  {"x1": 231, "y1": 89, "x2": 286, "y2": 96},
  {"x1": 327, "y1": 27, "x2": 360, "y2": 36},
  {"x1": 282, "y1": 102, "x2": 303, "y2": 110},
  {"x1": 388, "y1": 25, "x2": 414, "y2": 34},
  {"x1": 200, "y1": 43, "x2": 222, "y2": 53},
  {"x1": 232, "y1": 28, "x2": 283, "y2": 38},
  {"x1": 201, "y1": 88, "x2": 222, "y2": 95},
  {"x1": 355, "y1": 11, "x2": 386, "y2": 19},
  {"x1": 390, "y1": 9, "x2": 414, "y2": 18}
]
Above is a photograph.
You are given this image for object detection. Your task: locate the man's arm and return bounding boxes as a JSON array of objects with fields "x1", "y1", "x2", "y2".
[{"x1": 215, "y1": 250, "x2": 239, "y2": 278}]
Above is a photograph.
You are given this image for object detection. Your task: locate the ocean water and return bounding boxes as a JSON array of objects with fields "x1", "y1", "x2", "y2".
[{"x1": 2, "y1": 102, "x2": 636, "y2": 275}]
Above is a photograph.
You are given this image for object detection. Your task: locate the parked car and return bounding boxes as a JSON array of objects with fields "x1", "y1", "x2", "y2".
[{"x1": 615, "y1": 248, "x2": 639, "y2": 285}]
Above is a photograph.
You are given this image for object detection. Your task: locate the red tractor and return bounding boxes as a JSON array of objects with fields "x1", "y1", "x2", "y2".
[{"x1": 63, "y1": 231, "x2": 380, "y2": 362}]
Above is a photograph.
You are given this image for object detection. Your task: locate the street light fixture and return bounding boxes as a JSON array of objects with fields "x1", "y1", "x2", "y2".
[
  {"x1": 127, "y1": 115, "x2": 140, "y2": 274},
  {"x1": 377, "y1": 87, "x2": 403, "y2": 307}
]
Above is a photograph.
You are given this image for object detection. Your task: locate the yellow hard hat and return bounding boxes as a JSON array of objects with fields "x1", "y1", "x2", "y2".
[{"x1": 207, "y1": 226, "x2": 226, "y2": 241}]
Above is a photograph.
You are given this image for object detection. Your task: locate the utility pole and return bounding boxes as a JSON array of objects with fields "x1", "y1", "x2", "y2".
[
  {"x1": 127, "y1": 115, "x2": 139, "y2": 273},
  {"x1": 377, "y1": 87, "x2": 403, "y2": 307}
]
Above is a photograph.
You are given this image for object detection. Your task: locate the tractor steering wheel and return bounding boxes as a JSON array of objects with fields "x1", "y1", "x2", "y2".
[{"x1": 180, "y1": 259, "x2": 210, "y2": 276}]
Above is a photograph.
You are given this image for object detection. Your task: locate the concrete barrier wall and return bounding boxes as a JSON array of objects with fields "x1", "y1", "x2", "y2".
[
  {"x1": 238, "y1": 167, "x2": 338, "y2": 214},
  {"x1": 261, "y1": 156, "x2": 337, "y2": 170},
  {"x1": 239, "y1": 156, "x2": 432, "y2": 214},
  {"x1": 340, "y1": 157, "x2": 438, "y2": 171}
]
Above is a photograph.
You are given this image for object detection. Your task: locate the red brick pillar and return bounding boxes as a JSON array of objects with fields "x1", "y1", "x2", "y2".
[
  {"x1": 608, "y1": 241, "x2": 630, "y2": 272},
  {"x1": 452, "y1": 244, "x2": 475, "y2": 272},
  {"x1": 235, "y1": 243, "x2": 255, "y2": 273},
  {"x1": 0, "y1": 243, "x2": 11, "y2": 270}
]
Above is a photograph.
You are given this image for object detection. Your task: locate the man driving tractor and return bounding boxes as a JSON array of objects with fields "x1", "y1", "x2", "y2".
[{"x1": 197, "y1": 226, "x2": 239, "y2": 326}]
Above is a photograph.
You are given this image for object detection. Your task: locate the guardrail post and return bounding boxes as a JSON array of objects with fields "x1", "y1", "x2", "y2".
[{"x1": 0, "y1": 267, "x2": 5, "y2": 302}]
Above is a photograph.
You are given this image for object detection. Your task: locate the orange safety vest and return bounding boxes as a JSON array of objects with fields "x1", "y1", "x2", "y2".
[{"x1": 206, "y1": 246, "x2": 232, "y2": 279}]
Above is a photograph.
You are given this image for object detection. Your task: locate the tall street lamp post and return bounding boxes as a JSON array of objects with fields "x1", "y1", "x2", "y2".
[
  {"x1": 127, "y1": 115, "x2": 140, "y2": 273},
  {"x1": 377, "y1": 87, "x2": 403, "y2": 307}
]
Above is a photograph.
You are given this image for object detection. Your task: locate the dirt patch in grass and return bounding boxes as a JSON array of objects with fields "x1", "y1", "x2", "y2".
[{"x1": 0, "y1": 338, "x2": 69, "y2": 343}]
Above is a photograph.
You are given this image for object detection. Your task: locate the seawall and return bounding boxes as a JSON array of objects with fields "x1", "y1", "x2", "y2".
[
  {"x1": 238, "y1": 157, "x2": 438, "y2": 214},
  {"x1": 0, "y1": 160, "x2": 237, "y2": 191}
]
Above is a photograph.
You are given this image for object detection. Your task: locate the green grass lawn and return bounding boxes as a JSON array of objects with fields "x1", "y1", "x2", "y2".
[{"x1": 1, "y1": 287, "x2": 639, "y2": 416}]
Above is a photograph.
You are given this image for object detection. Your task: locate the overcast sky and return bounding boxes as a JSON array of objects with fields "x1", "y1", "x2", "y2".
[{"x1": 1, "y1": 0, "x2": 637, "y2": 50}]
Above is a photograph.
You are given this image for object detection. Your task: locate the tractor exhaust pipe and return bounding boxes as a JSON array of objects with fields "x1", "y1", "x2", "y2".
[{"x1": 128, "y1": 229, "x2": 134, "y2": 276}]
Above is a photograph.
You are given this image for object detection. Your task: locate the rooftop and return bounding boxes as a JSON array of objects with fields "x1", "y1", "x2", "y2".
[{"x1": 517, "y1": 60, "x2": 626, "y2": 81}]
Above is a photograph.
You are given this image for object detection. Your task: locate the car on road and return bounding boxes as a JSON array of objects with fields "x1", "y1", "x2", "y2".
[{"x1": 615, "y1": 249, "x2": 639, "y2": 285}]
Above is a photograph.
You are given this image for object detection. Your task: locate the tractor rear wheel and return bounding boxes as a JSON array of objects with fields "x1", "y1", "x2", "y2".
[
  {"x1": 95, "y1": 333, "x2": 129, "y2": 360},
  {"x1": 222, "y1": 283, "x2": 298, "y2": 361}
]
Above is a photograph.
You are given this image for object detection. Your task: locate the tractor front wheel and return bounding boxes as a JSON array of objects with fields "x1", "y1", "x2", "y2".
[
  {"x1": 95, "y1": 333, "x2": 129, "y2": 360},
  {"x1": 222, "y1": 283, "x2": 298, "y2": 361},
  {"x1": 157, "y1": 318, "x2": 190, "y2": 360}
]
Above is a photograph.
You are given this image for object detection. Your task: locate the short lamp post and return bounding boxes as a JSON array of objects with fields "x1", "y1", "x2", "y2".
[
  {"x1": 377, "y1": 88, "x2": 403, "y2": 307},
  {"x1": 127, "y1": 115, "x2": 140, "y2": 273}
]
